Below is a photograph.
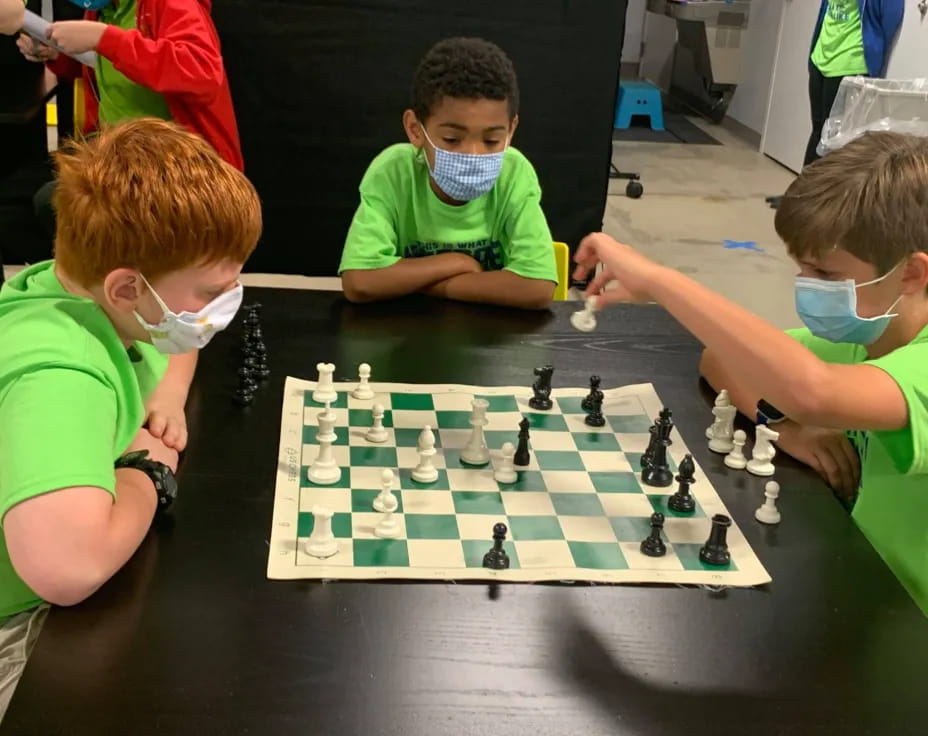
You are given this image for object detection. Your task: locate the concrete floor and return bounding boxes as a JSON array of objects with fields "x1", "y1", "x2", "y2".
[
  {"x1": 8, "y1": 117, "x2": 801, "y2": 327},
  {"x1": 605, "y1": 120, "x2": 801, "y2": 328}
]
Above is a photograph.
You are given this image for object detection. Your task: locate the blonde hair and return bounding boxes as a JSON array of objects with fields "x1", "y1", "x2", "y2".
[{"x1": 54, "y1": 118, "x2": 262, "y2": 286}]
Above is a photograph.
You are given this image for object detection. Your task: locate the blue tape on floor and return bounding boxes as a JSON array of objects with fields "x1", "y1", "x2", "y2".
[{"x1": 723, "y1": 239, "x2": 764, "y2": 253}]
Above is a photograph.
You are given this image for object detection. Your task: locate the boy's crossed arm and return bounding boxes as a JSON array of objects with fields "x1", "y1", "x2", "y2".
[
  {"x1": 341, "y1": 251, "x2": 482, "y2": 303},
  {"x1": 424, "y1": 268, "x2": 555, "y2": 310}
]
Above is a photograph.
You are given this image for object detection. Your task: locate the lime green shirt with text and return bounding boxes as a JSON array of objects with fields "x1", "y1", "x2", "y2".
[
  {"x1": 339, "y1": 144, "x2": 557, "y2": 282},
  {"x1": 96, "y1": 0, "x2": 171, "y2": 125},
  {"x1": 811, "y1": 0, "x2": 868, "y2": 78},
  {"x1": 788, "y1": 326, "x2": 928, "y2": 615},
  {"x1": 0, "y1": 262, "x2": 168, "y2": 617}
]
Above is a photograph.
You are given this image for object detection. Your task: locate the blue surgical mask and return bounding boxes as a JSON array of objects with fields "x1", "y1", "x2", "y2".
[
  {"x1": 68, "y1": 0, "x2": 112, "y2": 10},
  {"x1": 795, "y1": 264, "x2": 903, "y2": 345},
  {"x1": 420, "y1": 126, "x2": 507, "y2": 202}
]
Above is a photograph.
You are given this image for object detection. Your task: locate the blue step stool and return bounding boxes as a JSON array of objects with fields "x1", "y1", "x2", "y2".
[{"x1": 614, "y1": 81, "x2": 665, "y2": 131}]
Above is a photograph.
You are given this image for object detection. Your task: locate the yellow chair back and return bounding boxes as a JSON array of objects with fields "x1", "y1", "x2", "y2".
[{"x1": 553, "y1": 241, "x2": 570, "y2": 301}]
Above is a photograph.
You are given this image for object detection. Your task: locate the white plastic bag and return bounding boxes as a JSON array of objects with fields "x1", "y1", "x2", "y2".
[{"x1": 819, "y1": 77, "x2": 928, "y2": 155}]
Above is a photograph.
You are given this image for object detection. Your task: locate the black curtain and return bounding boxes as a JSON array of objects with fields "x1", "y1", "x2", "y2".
[{"x1": 213, "y1": 0, "x2": 627, "y2": 276}]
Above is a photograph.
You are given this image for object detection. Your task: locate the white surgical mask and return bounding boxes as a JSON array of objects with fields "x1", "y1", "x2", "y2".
[{"x1": 134, "y1": 274, "x2": 243, "y2": 354}]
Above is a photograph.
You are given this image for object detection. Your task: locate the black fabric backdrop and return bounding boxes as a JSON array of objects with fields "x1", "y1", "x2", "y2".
[{"x1": 213, "y1": 0, "x2": 627, "y2": 276}]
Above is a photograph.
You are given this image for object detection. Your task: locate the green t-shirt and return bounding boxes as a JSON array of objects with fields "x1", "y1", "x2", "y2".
[
  {"x1": 788, "y1": 326, "x2": 928, "y2": 615},
  {"x1": 339, "y1": 144, "x2": 557, "y2": 282},
  {"x1": 811, "y1": 0, "x2": 868, "y2": 78},
  {"x1": 96, "y1": 0, "x2": 172, "y2": 125},
  {"x1": 0, "y1": 262, "x2": 168, "y2": 617}
]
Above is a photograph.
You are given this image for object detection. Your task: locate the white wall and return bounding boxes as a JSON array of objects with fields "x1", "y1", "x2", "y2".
[
  {"x1": 622, "y1": 0, "x2": 648, "y2": 63},
  {"x1": 885, "y1": 9, "x2": 928, "y2": 78},
  {"x1": 727, "y1": 0, "x2": 784, "y2": 135}
]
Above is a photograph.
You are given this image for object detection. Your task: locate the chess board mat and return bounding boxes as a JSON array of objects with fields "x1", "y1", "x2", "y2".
[{"x1": 268, "y1": 376, "x2": 771, "y2": 586}]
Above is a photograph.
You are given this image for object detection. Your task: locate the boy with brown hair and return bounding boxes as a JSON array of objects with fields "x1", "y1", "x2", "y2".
[
  {"x1": 0, "y1": 117, "x2": 260, "y2": 712},
  {"x1": 573, "y1": 131, "x2": 928, "y2": 615}
]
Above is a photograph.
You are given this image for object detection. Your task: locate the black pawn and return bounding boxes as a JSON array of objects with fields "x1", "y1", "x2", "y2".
[
  {"x1": 640, "y1": 512, "x2": 666, "y2": 557},
  {"x1": 668, "y1": 454, "x2": 696, "y2": 513},
  {"x1": 254, "y1": 343, "x2": 270, "y2": 380},
  {"x1": 514, "y1": 418, "x2": 531, "y2": 466},
  {"x1": 581, "y1": 375, "x2": 602, "y2": 412},
  {"x1": 483, "y1": 523, "x2": 510, "y2": 570},
  {"x1": 238, "y1": 365, "x2": 257, "y2": 393},
  {"x1": 699, "y1": 514, "x2": 732, "y2": 566},
  {"x1": 528, "y1": 365, "x2": 554, "y2": 410},
  {"x1": 584, "y1": 390, "x2": 605, "y2": 427},
  {"x1": 641, "y1": 438, "x2": 673, "y2": 487}
]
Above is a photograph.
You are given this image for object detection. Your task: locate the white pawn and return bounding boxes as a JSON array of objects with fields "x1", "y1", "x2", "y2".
[
  {"x1": 312, "y1": 362, "x2": 338, "y2": 404},
  {"x1": 373, "y1": 468, "x2": 398, "y2": 513},
  {"x1": 755, "y1": 481, "x2": 781, "y2": 525},
  {"x1": 352, "y1": 363, "x2": 375, "y2": 400},
  {"x1": 493, "y1": 442, "x2": 518, "y2": 484},
  {"x1": 305, "y1": 505, "x2": 338, "y2": 558},
  {"x1": 747, "y1": 424, "x2": 779, "y2": 477},
  {"x1": 724, "y1": 429, "x2": 748, "y2": 470},
  {"x1": 412, "y1": 426, "x2": 439, "y2": 483},
  {"x1": 570, "y1": 295, "x2": 598, "y2": 333},
  {"x1": 707, "y1": 390, "x2": 737, "y2": 453},
  {"x1": 374, "y1": 507, "x2": 400, "y2": 538},
  {"x1": 366, "y1": 403, "x2": 389, "y2": 443}
]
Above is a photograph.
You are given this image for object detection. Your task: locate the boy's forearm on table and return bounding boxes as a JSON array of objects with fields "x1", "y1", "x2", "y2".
[
  {"x1": 101, "y1": 468, "x2": 160, "y2": 575},
  {"x1": 429, "y1": 270, "x2": 555, "y2": 309},
  {"x1": 342, "y1": 256, "x2": 477, "y2": 302}
]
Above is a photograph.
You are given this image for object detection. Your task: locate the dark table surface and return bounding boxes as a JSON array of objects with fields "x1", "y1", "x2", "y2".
[{"x1": 4, "y1": 290, "x2": 927, "y2": 736}]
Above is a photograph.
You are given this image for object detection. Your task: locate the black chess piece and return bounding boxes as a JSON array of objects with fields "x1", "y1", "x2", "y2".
[
  {"x1": 482, "y1": 523, "x2": 511, "y2": 570},
  {"x1": 668, "y1": 454, "x2": 697, "y2": 513},
  {"x1": 244, "y1": 305, "x2": 260, "y2": 327},
  {"x1": 514, "y1": 418, "x2": 531, "y2": 466},
  {"x1": 254, "y1": 343, "x2": 270, "y2": 379},
  {"x1": 233, "y1": 386, "x2": 255, "y2": 406},
  {"x1": 581, "y1": 375, "x2": 602, "y2": 412},
  {"x1": 656, "y1": 407, "x2": 674, "y2": 441},
  {"x1": 528, "y1": 365, "x2": 554, "y2": 410},
  {"x1": 699, "y1": 514, "x2": 732, "y2": 566},
  {"x1": 641, "y1": 419, "x2": 659, "y2": 469},
  {"x1": 641, "y1": 438, "x2": 673, "y2": 487},
  {"x1": 640, "y1": 512, "x2": 667, "y2": 557},
  {"x1": 238, "y1": 365, "x2": 257, "y2": 393},
  {"x1": 584, "y1": 390, "x2": 605, "y2": 427}
]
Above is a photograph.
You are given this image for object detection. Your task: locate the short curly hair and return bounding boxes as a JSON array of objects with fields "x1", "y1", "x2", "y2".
[{"x1": 412, "y1": 38, "x2": 519, "y2": 123}]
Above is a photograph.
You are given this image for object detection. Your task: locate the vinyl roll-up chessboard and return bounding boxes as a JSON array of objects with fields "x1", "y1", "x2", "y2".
[{"x1": 268, "y1": 376, "x2": 771, "y2": 586}]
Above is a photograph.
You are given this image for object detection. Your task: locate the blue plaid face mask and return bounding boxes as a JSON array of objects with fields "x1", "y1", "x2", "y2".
[{"x1": 420, "y1": 126, "x2": 508, "y2": 202}]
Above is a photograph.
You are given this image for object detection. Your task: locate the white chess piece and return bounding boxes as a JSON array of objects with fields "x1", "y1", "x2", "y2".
[
  {"x1": 707, "y1": 390, "x2": 737, "y2": 453},
  {"x1": 570, "y1": 295, "x2": 598, "y2": 332},
  {"x1": 374, "y1": 507, "x2": 401, "y2": 538},
  {"x1": 493, "y1": 442, "x2": 518, "y2": 484},
  {"x1": 366, "y1": 403, "x2": 389, "y2": 443},
  {"x1": 312, "y1": 362, "x2": 338, "y2": 404},
  {"x1": 412, "y1": 426, "x2": 439, "y2": 482},
  {"x1": 724, "y1": 429, "x2": 748, "y2": 470},
  {"x1": 307, "y1": 408, "x2": 341, "y2": 484},
  {"x1": 746, "y1": 424, "x2": 779, "y2": 477},
  {"x1": 373, "y1": 468, "x2": 398, "y2": 513},
  {"x1": 306, "y1": 505, "x2": 338, "y2": 558},
  {"x1": 352, "y1": 363, "x2": 375, "y2": 400},
  {"x1": 460, "y1": 399, "x2": 490, "y2": 465},
  {"x1": 754, "y1": 480, "x2": 781, "y2": 525}
]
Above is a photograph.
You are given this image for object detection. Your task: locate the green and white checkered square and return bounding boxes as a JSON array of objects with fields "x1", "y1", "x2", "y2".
[{"x1": 269, "y1": 378, "x2": 770, "y2": 587}]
